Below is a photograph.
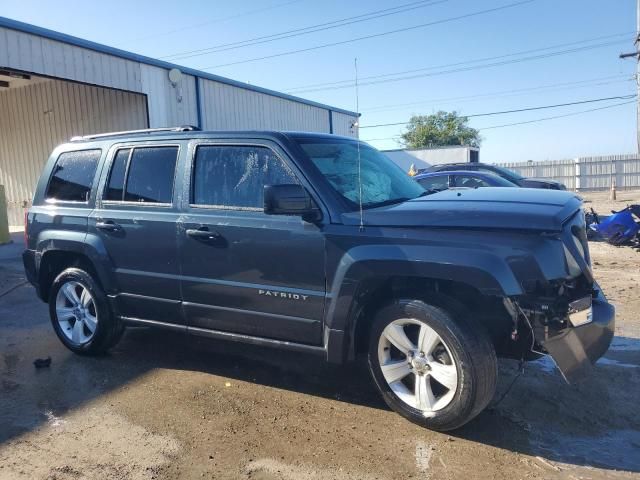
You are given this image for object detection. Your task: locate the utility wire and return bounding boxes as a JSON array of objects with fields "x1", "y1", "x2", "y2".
[
  {"x1": 198, "y1": 0, "x2": 537, "y2": 69},
  {"x1": 363, "y1": 74, "x2": 634, "y2": 113},
  {"x1": 359, "y1": 94, "x2": 637, "y2": 128},
  {"x1": 286, "y1": 40, "x2": 630, "y2": 94},
  {"x1": 361, "y1": 99, "x2": 636, "y2": 141},
  {"x1": 162, "y1": 0, "x2": 446, "y2": 60},
  {"x1": 285, "y1": 32, "x2": 633, "y2": 93},
  {"x1": 478, "y1": 99, "x2": 636, "y2": 130},
  {"x1": 126, "y1": 0, "x2": 307, "y2": 43}
]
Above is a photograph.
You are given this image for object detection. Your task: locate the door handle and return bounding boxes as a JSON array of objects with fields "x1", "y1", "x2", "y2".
[
  {"x1": 96, "y1": 220, "x2": 121, "y2": 232},
  {"x1": 186, "y1": 227, "x2": 222, "y2": 243}
]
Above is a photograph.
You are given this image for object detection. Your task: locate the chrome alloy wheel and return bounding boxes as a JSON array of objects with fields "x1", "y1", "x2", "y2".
[
  {"x1": 377, "y1": 318, "x2": 458, "y2": 415},
  {"x1": 55, "y1": 281, "x2": 98, "y2": 345}
]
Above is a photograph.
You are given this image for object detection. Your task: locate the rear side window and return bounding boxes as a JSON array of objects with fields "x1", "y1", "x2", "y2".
[
  {"x1": 104, "y1": 146, "x2": 178, "y2": 204},
  {"x1": 104, "y1": 149, "x2": 130, "y2": 201},
  {"x1": 417, "y1": 175, "x2": 449, "y2": 191},
  {"x1": 453, "y1": 175, "x2": 490, "y2": 188},
  {"x1": 45, "y1": 149, "x2": 101, "y2": 202},
  {"x1": 192, "y1": 145, "x2": 298, "y2": 209}
]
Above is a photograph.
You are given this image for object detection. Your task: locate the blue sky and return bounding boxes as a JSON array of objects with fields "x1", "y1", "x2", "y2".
[{"x1": 2, "y1": 0, "x2": 637, "y2": 162}]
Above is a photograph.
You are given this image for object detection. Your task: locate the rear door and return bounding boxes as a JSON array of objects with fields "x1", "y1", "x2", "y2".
[
  {"x1": 177, "y1": 140, "x2": 326, "y2": 345},
  {"x1": 89, "y1": 142, "x2": 185, "y2": 324}
]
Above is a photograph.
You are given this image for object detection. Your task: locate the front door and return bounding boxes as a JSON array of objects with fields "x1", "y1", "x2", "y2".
[
  {"x1": 178, "y1": 141, "x2": 326, "y2": 344},
  {"x1": 89, "y1": 143, "x2": 184, "y2": 324}
]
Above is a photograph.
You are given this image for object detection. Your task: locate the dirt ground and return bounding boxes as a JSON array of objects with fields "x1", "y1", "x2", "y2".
[{"x1": 1, "y1": 192, "x2": 639, "y2": 480}]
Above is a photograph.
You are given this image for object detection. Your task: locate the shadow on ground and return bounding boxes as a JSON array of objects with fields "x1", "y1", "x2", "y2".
[{"x1": 1, "y1": 275, "x2": 639, "y2": 475}]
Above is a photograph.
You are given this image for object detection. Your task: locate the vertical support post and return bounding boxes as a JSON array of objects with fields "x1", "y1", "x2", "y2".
[
  {"x1": 194, "y1": 76, "x2": 203, "y2": 130},
  {"x1": 636, "y1": 0, "x2": 640, "y2": 153},
  {"x1": 574, "y1": 157, "x2": 581, "y2": 192},
  {"x1": 0, "y1": 185, "x2": 10, "y2": 245}
]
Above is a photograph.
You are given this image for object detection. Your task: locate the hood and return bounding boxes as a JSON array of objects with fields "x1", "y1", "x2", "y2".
[
  {"x1": 341, "y1": 187, "x2": 582, "y2": 232},
  {"x1": 521, "y1": 177, "x2": 566, "y2": 189}
]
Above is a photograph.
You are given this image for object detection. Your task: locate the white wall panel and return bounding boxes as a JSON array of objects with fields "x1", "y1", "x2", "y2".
[
  {"x1": 0, "y1": 26, "x2": 142, "y2": 93},
  {"x1": 0, "y1": 79, "x2": 147, "y2": 225},
  {"x1": 331, "y1": 111, "x2": 358, "y2": 138},
  {"x1": 200, "y1": 79, "x2": 331, "y2": 132},
  {"x1": 140, "y1": 64, "x2": 198, "y2": 127}
]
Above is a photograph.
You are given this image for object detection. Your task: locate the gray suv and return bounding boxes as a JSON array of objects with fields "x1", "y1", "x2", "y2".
[{"x1": 23, "y1": 127, "x2": 614, "y2": 431}]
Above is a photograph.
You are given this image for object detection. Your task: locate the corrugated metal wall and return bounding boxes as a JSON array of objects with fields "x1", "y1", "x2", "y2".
[
  {"x1": 0, "y1": 26, "x2": 142, "y2": 93},
  {"x1": 331, "y1": 111, "x2": 358, "y2": 137},
  {"x1": 498, "y1": 155, "x2": 640, "y2": 191},
  {"x1": 0, "y1": 79, "x2": 147, "y2": 225},
  {"x1": 200, "y1": 78, "x2": 330, "y2": 132},
  {"x1": 141, "y1": 64, "x2": 198, "y2": 127},
  {"x1": 0, "y1": 25, "x2": 359, "y2": 134}
]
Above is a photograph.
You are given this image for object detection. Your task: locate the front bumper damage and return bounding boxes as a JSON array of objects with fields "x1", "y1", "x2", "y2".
[
  {"x1": 540, "y1": 287, "x2": 615, "y2": 382},
  {"x1": 513, "y1": 283, "x2": 615, "y2": 383}
]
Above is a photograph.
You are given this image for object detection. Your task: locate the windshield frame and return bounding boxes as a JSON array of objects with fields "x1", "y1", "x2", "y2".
[{"x1": 292, "y1": 136, "x2": 426, "y2": 212}]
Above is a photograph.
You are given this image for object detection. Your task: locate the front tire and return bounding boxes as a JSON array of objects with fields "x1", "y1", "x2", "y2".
[
  {"x1": 49, "y1": 268, "x2": 122, "y2": 355},
  {"x1": 367, "y1": 298, "x2": 497, "y2": 431}
]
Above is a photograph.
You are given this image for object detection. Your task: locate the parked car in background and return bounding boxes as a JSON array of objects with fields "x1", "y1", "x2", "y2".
[
  {"x1": 413, "y1": 170, "x2": 518, "y2": 192},
  {"x1": 422, "y1": 163, "x2": 567, "y2": 190}
]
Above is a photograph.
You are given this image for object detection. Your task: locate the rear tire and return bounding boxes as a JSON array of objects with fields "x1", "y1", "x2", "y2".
[
  {"x1": 367, "y1": 298, "x2": 497, "y2": 431},
  {"x1": 49, "y1": 268, "x2": 123, "y2": 355}
]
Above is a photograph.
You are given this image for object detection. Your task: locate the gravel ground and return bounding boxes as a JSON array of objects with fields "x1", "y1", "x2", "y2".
[{"x1": 1, "y1": 193, "x2": 639, "y2": 479}]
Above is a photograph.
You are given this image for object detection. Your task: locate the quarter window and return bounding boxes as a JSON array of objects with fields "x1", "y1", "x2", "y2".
[
  {"x1": 45, "y1": 149, "x2": 101, "y2": 202},
  {"x1": 104, "y1": 146, "x2": 178, "y2": 204},
  {"x1": 417, "y1": 175, "x2": 449, "y2": 191},
  {"x1": 192, "y1": 145, "x2": 298, "y2": 208},
  {"x1": 453, "y1": 175, "x2": 490, "y2": 188}
]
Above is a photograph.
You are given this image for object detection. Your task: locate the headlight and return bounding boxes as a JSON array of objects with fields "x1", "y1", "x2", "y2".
[{"x1": 563, "y1": 244, "x2": 582, "y2": 277}]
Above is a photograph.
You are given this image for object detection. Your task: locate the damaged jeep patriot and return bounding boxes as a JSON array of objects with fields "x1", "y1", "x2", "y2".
[{"x1": 23, "y1": 127, "x2": 614, "y2": 431}]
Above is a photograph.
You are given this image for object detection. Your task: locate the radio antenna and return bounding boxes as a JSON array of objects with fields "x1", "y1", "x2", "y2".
[{"x1": 354, "y1": 58, "x2": 364, "y2": 231}]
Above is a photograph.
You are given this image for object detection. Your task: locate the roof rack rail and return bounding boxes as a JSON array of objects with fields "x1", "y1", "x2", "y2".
[{"x1": 70, "y1": 125, "x2": 201, "y2": 142}]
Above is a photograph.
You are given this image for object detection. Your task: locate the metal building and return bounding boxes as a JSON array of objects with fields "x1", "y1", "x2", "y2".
[{"x1": 0, "y1": 16, "x2": 359, "y2": 226}]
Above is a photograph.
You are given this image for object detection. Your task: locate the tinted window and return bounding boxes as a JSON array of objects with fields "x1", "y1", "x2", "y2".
[
  {"x1": 417, "y1": 175, "x2": 449, "y2": 191},
  {"x1": 104, "y1": 149, "x2": 130, "y2": 201},
  {"x1": 123, "y1": 147, "x2": 178, "y2": 203},
  {"x1": 453, "y1": 175, "x2": 490, "y2": 188},
  {"x1": 192, "y1": 145, "x2": 298, "y2": 208},
  {"x1": 45, "y1": 150, "x2": 101, "y2": 202}
]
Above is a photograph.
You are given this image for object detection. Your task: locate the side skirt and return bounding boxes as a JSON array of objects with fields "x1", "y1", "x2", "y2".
[{"x1": 120, "y1": 316, "x2": 327, "y2": 356}]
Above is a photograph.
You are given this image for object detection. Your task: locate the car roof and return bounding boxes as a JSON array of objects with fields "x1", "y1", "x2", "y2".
[
  {"x1": 68, "y1": 127, "x2": 357, "y2": 145},
  {"x1": 430, "y1": 162, "x2": 494, "y2": 169},
  {"x1": 414, "y1": 170, "x2": 503, "y2": 179}
]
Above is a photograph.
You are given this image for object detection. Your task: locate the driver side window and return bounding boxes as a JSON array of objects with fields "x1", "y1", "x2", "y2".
[{"x1": 191, "y1": 145, "x2": 298, "y2": 209}]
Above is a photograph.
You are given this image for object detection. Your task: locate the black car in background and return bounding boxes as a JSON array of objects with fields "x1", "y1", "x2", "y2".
[
  {"x1": 413, "y1": 170, "x2": 518, "y2": 192},
  {"x1": 423, "y1": 162, "x2": 567, "y2": 190}
]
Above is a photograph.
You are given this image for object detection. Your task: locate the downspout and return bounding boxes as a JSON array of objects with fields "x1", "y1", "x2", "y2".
[
  {"x1": 328, "y1": 110, "x2": 334, "y2": 134},
  {"x1": 195, "y1": 76, "x2": 203, "y2": 129}
]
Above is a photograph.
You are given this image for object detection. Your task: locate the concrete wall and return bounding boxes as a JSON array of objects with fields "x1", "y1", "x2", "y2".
[{"x1": 0, "y1": 79, "x2": 147, "y2": 225}]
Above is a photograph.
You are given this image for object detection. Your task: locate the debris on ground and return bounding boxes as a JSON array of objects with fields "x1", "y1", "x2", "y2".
[
  {"x1": 33, "y1": 357, "x2": 52, "y2": 369},
  {"x1": 587, "y1": 204, "x2": 640, "y2": 249}
]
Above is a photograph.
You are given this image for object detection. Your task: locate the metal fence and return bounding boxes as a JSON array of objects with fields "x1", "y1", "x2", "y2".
[{"x1": 498, "y1": 154, "x2": 640, "y2": 191}]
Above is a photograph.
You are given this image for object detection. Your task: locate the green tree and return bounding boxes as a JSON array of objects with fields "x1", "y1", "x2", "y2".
[{"x1": 400, "y1": 111, "x2": 481, "y2": 149}]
